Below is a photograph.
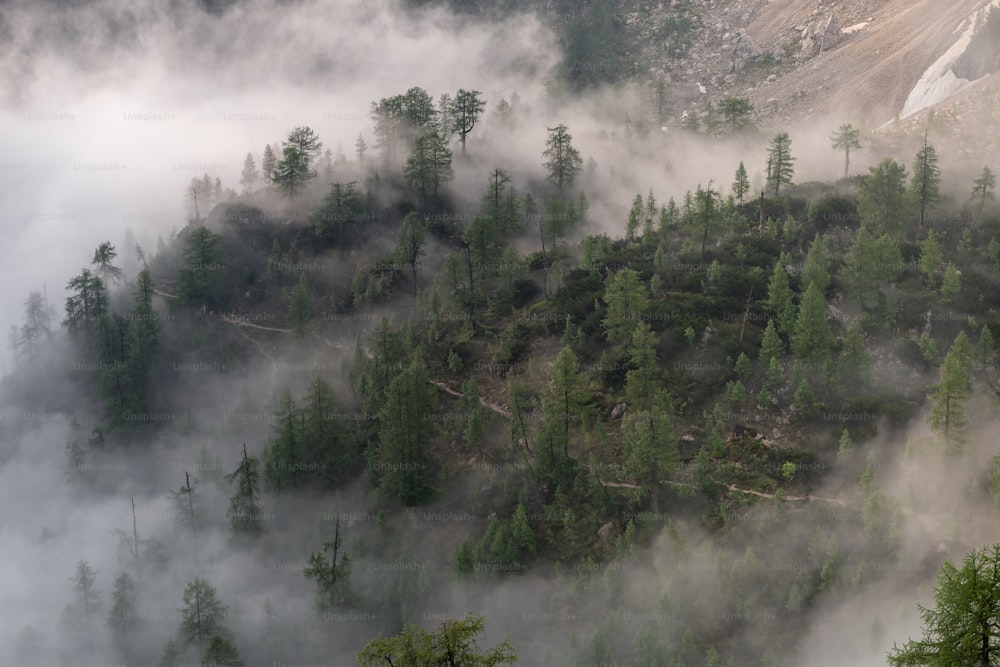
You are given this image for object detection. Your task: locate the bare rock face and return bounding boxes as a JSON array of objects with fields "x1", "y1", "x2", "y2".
[
  {"x1": 799, "y1": 15, "x2": 843, "y2": 60},
  {"x1": 732, "y1": 33, "x2": 764, "y2": 72},
  {"x1": 611, "y1": 402, "x2": 627, "y2": 419}
]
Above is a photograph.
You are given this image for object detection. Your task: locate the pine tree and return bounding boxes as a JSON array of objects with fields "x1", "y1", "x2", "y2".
[
  {"x1": 304, "y1": 513, "x2": 352, "y2": 612},
  {"x1": 539, "y1": 346, "x2": 590, "y2": 475},
  {"x1": 928, "y1": 344, "x2": 973, "y2": 450},
  {"x1": 980, "y1": 325, "x2": 994, "y2": 363},
  {"x1": 92, "y1": 241, "x2": 124, "y2": 287},
  {"x1": 287, "y1": 272, "x2": 313, "y2": 336},
  {"x1": 760, "y1": 318, "x2": 783, "y2": 362},
  {"x1": 920, "y1": 230, "x2": 942, "y2": 287},
  {"x1": 732, "y1": 161, "x2": 750, "y2": 205},
  {"x1": 766, "y1": 132, "x2": 795, "y2": 195},
  {"x1": 261, "y1": 144, "x2": 276, "y2": 185},
  {"x1": 376, "y1": 352, "x2": 437, "y2": 505},
  {"x1": 830, "y1": 123, "x2": 862, "y2": 178},
  {"x1": 839, "y1": 321, "x2": 874, "y2": 388},
  {"x1": 765, "y1": 262, "x2": 797, "y2": 335},
  {"x1": 542, "y1": 124, "x2": 583, "y2": 191},
  {"x1": 263, "y1": 389, "x2": 304, "y2": 492},
  {"x1": 177, "y1": 226, "x2": 227, "y2": 309},
  {"x1": 791, "y1": 282, "x2": 835, "y2": 364},
  {"x1": 602, "y1": 268, "x2": 650, "y2": 347},
  {"x1": 859, "y1": 159, "x2": 911, "y2": 237},
  {"x1": 968, "y1": 166, "x2": 996, "y2": 222},
  {"x1": 202, "y1": 634, "x2": 244, "y2": 666},
  {"x1": 355, "y1": 133, "x2": 367, "y2": 162},
  {"x1": 239, "y1": 153, "x2": 259, "y2": 195},
  {"x1": 225, "y1": 443, "x2": 264, "y2": 535},
  {"x1": 404, "y1": 131, "x2": 453, "y2": 200},
  {"x1": 168, "y1": 472, "x2": 201, "y2": 535},
  {"x1": 72, "y1": 560, "x2": 100, "y2": 617},
  {"x1": 448, "y1": 89, "x2": 486, "y2": 156},
  {"x1": 940, "y1": 262, "x2": 960, "y2": 302},
  {"x1": 911, "y1": 133, "x2": 942, "y2": 231},
  {"x1": 178, "y1": 577, "x2": 229, "y2": 646},
  {"x1": 107, "y1": 570, "x2": 139, "y2": 639},
  {"x1": 802, "y1": 234, "x2": 831, "y2": 294}
]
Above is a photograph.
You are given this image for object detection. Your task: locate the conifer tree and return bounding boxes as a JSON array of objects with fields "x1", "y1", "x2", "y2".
[
  {"x1": 263, "y1": 389, "x2": 304, "y2": 492},
  {"x1": 928, "y1": 343, "x2": 973, "y2": 450},
  {"x1": 830, "y1": 123, "x2": 862, "y2": 178},
  {"x1": 202, "y1": 634, "x2": 244, "y2": 667},
  {"x1": 304, "y1": 513, "x2": 352, "y2": 612},
  {"x1": 765, "y1": 262, "x2": 797, "y2": 335},
  {"x1": 920, "y1": 230, "x2": 942, "y2": 287},
  {"x1": 178, "y1": 577, "x2": 229, "y2": 646},
  {"x1": 542, "y1": 124, "x2": 583, "y2": 191},
  {"x1": 759, "y1": 318, "x2": 783, "y2": 363},
  {"x1": 802, "y1": 234, "x2": 831, "y2": 294},
  {"x1": 911, "y1": 133, "x2": 942, "y2": 232},
  {"x1": 225, "y1": 444, "x2": 264, "y2": 535},
  {"x1": 376, "y1": 352, "x2": 437, "y2": 505},
  {"x1": 287, "y1": 272, "x2": 313, "y2": 336},
  {"x1": 602, "y1": 268, "x2": 650, "y2": 347},
  {"x1": 766, "y1": 132, "x2": 795, "y2": 195},
  {"x1": 732, "y1": 161, "x2": 750, "y2": 205},
  {"x1": 791, "y1": 282, "x2": 835, "y2": 365},
  {"x1": 968, "y1": 166, "x2": 996, "y2": 222},
  {"x1": 940, "y1": 262, "x2": 960, "y2": 302}
]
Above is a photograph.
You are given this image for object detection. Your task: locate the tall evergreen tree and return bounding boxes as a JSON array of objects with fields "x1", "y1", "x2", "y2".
[
  {"x1": 448, "y1": 89, "x2": 486, "y2": 156},
  {"x1": 859, "y1": 159, "x2": 911, "y2": 237},
  {"x1": 395, "y1": 212, "x2": 426, "y2": 296},
  {"x1": 202, "y1": 634, "x2": 244, "y2": 666},
  {"x1": 542, "y1": 124, "x2": 583, "y2": 191},
  {"x1": 239, "y1": 153, "x2": 259, "y2": 195},
  {"x1": 376, "y1": 352, "x2": 437, "y2": 505},
  {"x1": 969, "y1": 166, "x2": 996, "y2": 222},
  {"x1": 177, "y1": 226, "x2": 227, "y2": 308},
  {"x1": 287, "y1": 272, "x2": 313, "y2": 336},
  {"x1": 261, "y1": 144, "x2": 276, "y2": 186},
  {"x1": 107, "y1": 570, "x2": 139, "y2": 639},
  {"x1": 225, "y1": 443, "x2": 264, "y2": 535},
  {"x1": 802, "y1": 234, "x2": 831, "y2": 294},
  {"x1": 404, "y1": 130, "x2": 453, "y2": 200},
  {"x1": 602, "y1": 268, "x2": 650, "y2": 346},
  {"x1": 920, "y1": 230, "x2": 943, "y2": 287},
  {"x1": 911, "y1": 133, "x2": 942, "y2": 232},
  {"x1": 928, "y1": 343, "x2": 973, "y2": 450},
  {"x1": 732, "y1": 161, "x2": 750, "y2": 205},
  {"x1": 178, "y1": 577, "x2": 229, "y2": 646},
  {"x1": 766, "y1": 132, "x2": 795, "y2": 195},
  {"x1": 263, "y1": 389, "x2": 304, "y2": 492},
  {"x1": 830, "y1": 123, "x2": 862, "y2": 178},
  {"x1": 791, "y1": 281, "x2": 835, "y2": 364},
  {"x1": 303, "y1": 513, "x2": 352, "y2": 612},
  {"x1": 765, "y1": 262, "x2": 797, "y2": 335},
  {"x1": 92, "y1": 241, "x2": 124, "y2": 287}
]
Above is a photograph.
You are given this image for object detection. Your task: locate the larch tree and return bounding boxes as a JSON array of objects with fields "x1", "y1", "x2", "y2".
[
  {"x1": 239, "y1": 153, "x2": 258, "y2": 195},
  {"x1": 263, "y1": 388, "x2": 304, "y2": 492},
  {"x1": 376, "y1": 352, "x2": 437, "y2": 506},
  {"x1": 177, "y1": 226, "x2": 227, "y2": 309},
  {"x1": 303, "y1": 512, "x2": 352, "y2": 612},
  {"x1": 765, "y1": 132, "x2": 795, "y2": 195},
  {"x1": 830, "y1": 123, "x2": 862, "y2": 178},
  {"x1": 92, "y1": 241, "x2": 124, "y2": 287},
  {"x1": 802, "y1": 233, "x2": 832, "y2": 294},
  {"x1": 928, "y1": 341, "x2": 973, "y2": 450},
  {"x1": 602, "y1": 268, "x2": 651, "y2": 347},
  {"x1": 920, "y1": 230, "x2": 943, "y2": 287},
  {"x1": 225, "y1": 443, "x2": 264, "y2": 535},
  {"x1": 395, "y1": 212, "x2": 426, "y2": 297},
  {"x1": 888, "y1": 543, "x2": 1000, "y2": 666},
  {"x1": 765, "y1": 261, "x2": 797, "y2": 336},
  {"x1": 261, "y1": 144, "x2": 276, "y2": 186},
  {"x1": 969, "y1": 166, "x2": 996, "y2": 222},
  {"x1": 791, "y1": 281, "x2": 835, "y2": 365},
  {"x1": 859, "y1": 159, "x2": 911, "y2": 237},
  {"x1": 404, "y1": 130, "x2": 453, "y2": 200},
  {"x1": 448, "y1": 89, "x2": 486, "y2": 156},
  {"x1": 202, "y1": 634, "x2": 244, "y2": 667},
  {"x1": 287, "y1": 272, "x2": 313, "y2": 336},
  {"x1": 542, "y1": 124, "x2": 583, "y2": 192},
  {"x1": 732, "y1": 161, "x2": 750, "y2": 205},
  {"x1": 911, "y1": 133, "x2": 942, "y2": 232},
  {"x1": 178, "y1": 577, "x2": 230, "y2": 647}
]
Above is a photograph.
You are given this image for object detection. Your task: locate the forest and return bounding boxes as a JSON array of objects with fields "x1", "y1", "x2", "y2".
[{"x1": 6, "y1": 1, "x2": 1000, "y2": 666}]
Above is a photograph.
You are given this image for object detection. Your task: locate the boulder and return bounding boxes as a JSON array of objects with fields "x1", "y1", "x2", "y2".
[
  {"x1": 799, "y1": 14, "x2": 843, "y2": 60},
  {"x1": 732, "y1": 34, "x2": 764, "y2": 72}
]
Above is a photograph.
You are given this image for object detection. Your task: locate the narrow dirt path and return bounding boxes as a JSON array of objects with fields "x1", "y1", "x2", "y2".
[{"x1": 429, "y1": 380, "x2": 512, "y2": 418}]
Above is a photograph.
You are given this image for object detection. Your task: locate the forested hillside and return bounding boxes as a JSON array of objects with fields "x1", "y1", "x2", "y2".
[{"x1": 7, "y1": 1, "x2": 1000, "y2": 666}]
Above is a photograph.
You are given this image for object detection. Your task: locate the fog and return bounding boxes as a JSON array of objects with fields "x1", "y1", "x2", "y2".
[{"x1": 3, "y1": 0, "x2": 1000, "y2": 665}]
